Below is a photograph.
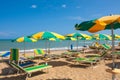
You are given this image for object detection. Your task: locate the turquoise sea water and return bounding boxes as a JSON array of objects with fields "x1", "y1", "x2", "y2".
[{"x1": 0, "y1": 39, "x2": 119, "y2": 52}]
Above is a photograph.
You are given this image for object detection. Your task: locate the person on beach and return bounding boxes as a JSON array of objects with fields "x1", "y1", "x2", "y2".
[{"x1": 70, "y1": 44, "x2": 73, "y2": 50}]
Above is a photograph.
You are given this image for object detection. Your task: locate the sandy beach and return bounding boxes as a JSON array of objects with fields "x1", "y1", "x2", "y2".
[{"x1": 0, "y1": 49, "x2": 120, "y2": 80}]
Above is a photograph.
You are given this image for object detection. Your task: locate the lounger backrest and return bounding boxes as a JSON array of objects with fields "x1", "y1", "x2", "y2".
[
  {"x1": 10, "y1": 48, "x2": 19, "y2": 63},
  {"x1": 94, "y1": 42, "x2": 100, "y2": 47},
  {"x1": 34, "y1": 49, "x2": 45, "y2": 55}
]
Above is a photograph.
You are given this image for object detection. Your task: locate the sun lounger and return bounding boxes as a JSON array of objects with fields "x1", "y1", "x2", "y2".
[
  {"x1": 89, "y1": 42, "x2": 102, "y2": 49},
  {"x1": 61, "y1": 51, "x2": 80, "y2": 58},
  {"x1": 10, "y1": 62, "x2": 52, "y2": 77},
  {"x1": 73, "y1": 51, "x2": 107, "y2": 67},
  {"x1": 9, "y1": 48, "x2": 52, "y2": 78},
  {"x1": 10, "y1": 48, "x2": 35, "y2": 67},
  {"x1": 101, "y1": 44, "x2": 111, "y2": 50},
  {"x1": 0, "y1": 51, "x2": 10, "y2": 57},
  {"x1": 27, "y1": 48, "x2": 45, "y2": 59}
]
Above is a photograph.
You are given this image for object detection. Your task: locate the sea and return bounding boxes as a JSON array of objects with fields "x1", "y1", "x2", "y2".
[{"x1": 0, "y1": 39, "x2": 119, "y2": 53}]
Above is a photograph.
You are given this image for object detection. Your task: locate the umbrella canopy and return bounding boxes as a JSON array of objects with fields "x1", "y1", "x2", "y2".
[
  {"x1": 65, "y1": 32, "x2": 92, "y2": 50},
  {"x1": 92, "y1": 34, "x2": 112, "y2": 40},
  {"x1": 75, "y1": 15, "x2": 120, "y2": 80},
  {"x1": 14, "y1": 36, "x2": 37, "y2": 42},
  {"x1": 65, "y1": 32, "x2": 91, "y2": 39},
  {"x1": 65, "y1": 37, "x2": 77, "y2": 41},
  {"x1": 75, "y1": 15, "x2": 120, "y2": 32},
  {"x1": 12, "y1": 36, "x2": 37, "y2": 56},
  {"x1": 48, "y1": 38, "x2": 61, "y2": 42},
  {"x1": 32, "y1": 31, "x2": 65, "y2": 40},
  {"x1": 31, "y1": 31, "x2": 65, "y2": 53}
]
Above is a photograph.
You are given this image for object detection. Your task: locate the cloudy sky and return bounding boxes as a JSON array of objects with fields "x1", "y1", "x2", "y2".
[{"x1": 0, "y1": 0, "x2": 120, "y2": 39}]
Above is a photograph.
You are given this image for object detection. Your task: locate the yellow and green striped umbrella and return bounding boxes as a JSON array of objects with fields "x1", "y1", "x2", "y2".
[
  {"x1": 12, "y1": 36, "x2": 37, "y2": 56},
  {"x1": 65, "y1": 37, "x2": 77, "y2": 41},
  {"x1": 75, "y1": 15, "x2": 120, "y2": 33},
  {"x1": 75, "y1": 15, "x2": 120, "y2": 80},
  {"x1": 14, "y1": 36, "x2": 37, "y2": 42},
  {"x1": 31, "y1": 31, "x2": 65, "y2": 53},
  {"x1": 65, "y1": 32, "x2": 92, "y2": 49},
  {"x1": 49, "y1": 38, "x2": 61, "y2": 42},
  {"x1": 92, "y1": 34, "x2": 112, "y2": 40},
  {"x1": 32, "y1": 31, "x2": 65, "y2": 40},
  {"x1": 65, "y1": 32, "x2": 91, "y2": 39}
]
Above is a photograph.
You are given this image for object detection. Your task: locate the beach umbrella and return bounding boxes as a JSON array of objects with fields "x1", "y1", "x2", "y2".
[
  {"x1": 75, "y1": 15, "x2": 120, "y2": 80},
  {"x1": 92, "y1": 34, "x2": 112, "y2": 44},
  {"x1": 31, "y1": 31, "x2": 65, "y2": 53},
  {"x1": 92, "y1": 34, "x2": 112, "y2": 40},
  {"x1": 12, "y1": 36, "x2": 37, "y2": 56},
  {"x1": 65, "y1": 32, "x2": 91, "y2": 39},
  {"x1": 65, "y1": 32, "x2": 91, "y2": 50},
  {"x1": 65, "y1": 37, "x2": 77, "y2": 41},
  {"x1": 32, "y1": 31, "x2": 65, "y2": 40}
]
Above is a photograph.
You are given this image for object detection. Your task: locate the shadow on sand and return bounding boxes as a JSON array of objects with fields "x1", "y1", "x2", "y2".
[
  {"x1": 42, "y1": 61, "x2": 70, "y2": 67},
  {"x1": 0, "y1": 60, "x2": 49, "y2": 80},
  {"x1": 106, "y1": 62, "x2": 120, "y2": 68},
  {"x1": 0, "y1": 74, "x2": 27, "y2": 80},
  {"x1": 68, "y1": 63, "x2": 91, "y2": 68},
  {"x1": 46, "y1": 78, "x2": 72, "y2": 80}
]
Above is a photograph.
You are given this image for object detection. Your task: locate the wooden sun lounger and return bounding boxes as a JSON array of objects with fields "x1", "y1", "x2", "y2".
[
  {"x1": 73, "y1": 51, "x2": 107, "y2": 68},
  {"x1": 10, "y1": 62, "x2": 52, "y2": 77},
  {"x1": 9, "y1": 48, "x2": 52, "y2": 78}
]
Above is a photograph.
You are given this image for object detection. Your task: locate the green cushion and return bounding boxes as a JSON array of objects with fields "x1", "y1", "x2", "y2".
[
  {"x1": 113, "y1": 52, "x2": 120, "y2": 55},
  {"x1": 102, "y1": 44, "x2": 111, "y2": 50},
  {"x1": 24, "y1": 64, "x2": 52, "y2": 73}
]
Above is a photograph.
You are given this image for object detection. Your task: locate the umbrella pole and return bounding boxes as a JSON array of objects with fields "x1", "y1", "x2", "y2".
[
  {"x1": 111, "y1": 26, "x2": 116, "y2": 80},
  {"x1": 24, "y1": 42, "x2": 25, "y2": 57},
  {"x1": 84, "y1": 40, "x2": 85, "y2": 46},
  {"x1": 76, "y1": 37, "x2": 78, "y2": 51},
  {"x1": 46, "y1": 40, "x2": 48, "y2": 54},
  {"x1": 48, "y1": 41, "x2": 50, "y2": 54},
  {"x1": 68, "y1": 40, "x2": 70, "y2": 50},
  {"x1": 111, "y1": 26, "x2": 115, "y2": 69}
]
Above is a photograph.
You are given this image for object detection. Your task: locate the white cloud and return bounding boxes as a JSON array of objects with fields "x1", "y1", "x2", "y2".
[
  {"x1": 62, "y1": 4, "x2": 66, "y2": 8},
  {"x1": 31, "y1": 5, "x2": 37, "y2": 8}
]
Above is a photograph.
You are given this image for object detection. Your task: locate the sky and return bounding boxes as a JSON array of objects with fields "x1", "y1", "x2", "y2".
[{"x1": 0, "y1": 0, "x2": 120, "y2": 39}]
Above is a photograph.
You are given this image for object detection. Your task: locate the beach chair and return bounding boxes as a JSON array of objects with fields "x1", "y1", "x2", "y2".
[
  {"x1": 10, "y1": 48, "x2": 36, "y2": 68},
  {"x1": 28, "y1": 48, "x2": 46, "y2": 59},
  {"x1": 73, "y1": 50, "x2": 107, "y2": 68},
  {"x1": 101, "y1": 44, "x2": 111, "y2": 50},
  {"x1": 0, "y1": 51, "x2": 10, "y2": 58},
  {"x1": 25, "y1": 49, "x2": 45, "y2": 59},
  {"x1": 34, "y1": 48, "x2": 45, "y2": 55},
  {"x1": 10, "y1": 62, "x2": 52, "y2": 77},
  {"x1": 89, "y1": 42, "x2": 102, "y2": 49},
  {"x1": 9, "y1": 48, "x2": 52, "y2": 78}
]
